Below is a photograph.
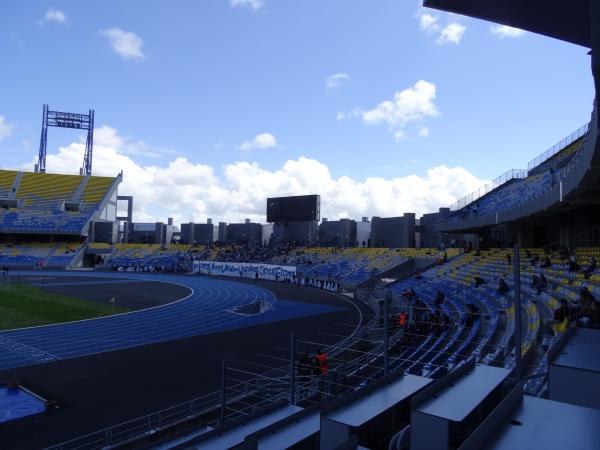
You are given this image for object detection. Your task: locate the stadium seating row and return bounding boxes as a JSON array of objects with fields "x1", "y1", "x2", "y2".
[
  {"x1": 0, "y1": 241, "x2": 81, "y2": 267},
  {"x1": 0, "y1": 170, "x2": 116, "y2": 234},
  {"x1": 444, "y1": 134, "x2": 587, "y2": 224}
]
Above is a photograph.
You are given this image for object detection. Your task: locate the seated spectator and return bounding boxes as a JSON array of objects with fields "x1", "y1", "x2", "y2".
[
  {"x1": 541, "y1": 256, "x2": 552, "y2": 268},
  {"x1": 474, "y1": 276, "x2": 485, "y2": 287},
  {"x1": 554, "y1": 298, "x2": 570, "y2": 323},
  {"x1": 568, "y1": 254, "x2": 580, "y2": 272},
  {"x1": 498, "y1": 278, "x2": 509, "y2": 295},
  {"x1": 578, "y1": 287, "x2": 596, "y2": 320},
  {"x1": 584, "y1": 257, "x2": 597, "y2": 279}
]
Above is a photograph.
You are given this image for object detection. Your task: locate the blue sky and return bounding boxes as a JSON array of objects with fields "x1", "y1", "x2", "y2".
[{"x1": 0, "y1": 0, "x2": 595, "y2": 223}]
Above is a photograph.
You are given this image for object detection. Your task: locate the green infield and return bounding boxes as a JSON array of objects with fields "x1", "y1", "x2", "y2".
[{"x1": 0, "y1": 283, "x2": 129, "y2": 331}]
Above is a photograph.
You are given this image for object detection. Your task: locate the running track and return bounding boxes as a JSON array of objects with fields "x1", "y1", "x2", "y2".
[{"x1": 0, "y1": 272, "x2": 342, "y2": 372}]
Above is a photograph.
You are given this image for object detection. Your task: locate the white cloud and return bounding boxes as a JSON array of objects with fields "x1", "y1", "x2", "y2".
[
  {"x1": 43, "y1": 9, "x2": 66, "y2": 24},
  {"x1": 100, "y1": 28, "x2": 144, "y2": 60},
  {"x1": 418, "y1": 127, "x2": 430, "y2": 138},
  {"x1": 417, "y1": 9, "x2": 466, "y2": 45},
  {"x1": 240, "y1": 132, "x2": 277, "y2": 151},
  {"x1": 230, "y1": 0, "x2": 264, "y2": 10},
  {"x1": 357, "y1": 80, "x2": 439, "y2": 141},
  {"x1": 12, "y1": 126, "x2": 486, "y2": 225},
  {"x1": 419, "y1": 13, "x2": 439, "y2": 33},
  {"x1": 326, "y1": 72, "x2": 351, "y2": 90},
  {"x1": 491, "y1": 25, "x2": 525, "y2": 38},
  {"x1": 0, "y1": 116, "x2": 13, "y2": 141},
  {"x1": 436, "y1": 23, "x2": 466, "y2": 45}
]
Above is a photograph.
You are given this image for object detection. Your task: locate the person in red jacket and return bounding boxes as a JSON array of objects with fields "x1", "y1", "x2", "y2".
[
  {"x1": 399, "y1": 311, "x2": 407, "y2": 327},
  {"x1": 315, "y1": 349, "x2": 329, "y2": 376}
]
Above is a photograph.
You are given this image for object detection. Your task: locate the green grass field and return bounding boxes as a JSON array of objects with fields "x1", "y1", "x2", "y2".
[{"x1": 0, "y1": 283, "x2": 129, "y2": 330}]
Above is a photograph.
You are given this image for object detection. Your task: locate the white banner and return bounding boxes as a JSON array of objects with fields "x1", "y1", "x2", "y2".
[{"x1": 193, "y1": 260, "x2": 297, "y2": 281}]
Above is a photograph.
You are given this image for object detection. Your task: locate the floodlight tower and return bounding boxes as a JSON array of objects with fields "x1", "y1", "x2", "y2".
[{"x1": 37, "y1": 104, "x2": 95, "y2": 175}]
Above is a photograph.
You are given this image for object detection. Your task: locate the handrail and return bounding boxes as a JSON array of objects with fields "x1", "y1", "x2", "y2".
[
  {"x1": 44, "y1": 290, "x2": 380, "y2": 450},
  {"x1": 449, "y1": 168, "x2": 526, "y2": 212},
  {"x1": 526, "y1": 123, "x2": 589, "y2": 172},
  {"x1": 447, "y1": 122, "x2": 590, "y2": 213},
  {"x1": 440, "y1": 100, "x2": 596, "y2": 224}
]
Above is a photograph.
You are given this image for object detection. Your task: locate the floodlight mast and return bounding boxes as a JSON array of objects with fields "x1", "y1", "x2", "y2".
[{"x1": 37, "y1": 104, "x2": 95, "y2": 175}]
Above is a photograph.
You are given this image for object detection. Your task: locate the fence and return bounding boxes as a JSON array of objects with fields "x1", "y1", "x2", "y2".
[
  {"x1": 44, "y1": 291, "x2": 381, "y2": 450},
  {"x1": 527, "y1": 123, "x2": 589, "y2": 172},
  {"x1": 448, "y1": 121, "x2": 590, "y2": 213},
  {"x1": 449, "y1": 169, "x2": 527, "y2": 212}
]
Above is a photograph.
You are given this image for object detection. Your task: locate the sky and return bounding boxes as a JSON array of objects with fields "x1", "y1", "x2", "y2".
[{"x1": 0, "y1": 0, "x2": 595, "y2": 225}]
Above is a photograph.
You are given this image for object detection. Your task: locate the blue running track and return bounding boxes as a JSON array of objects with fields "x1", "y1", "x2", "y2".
[{"x1": 0, "y1": 272, "x2": 343, "y2": 372}]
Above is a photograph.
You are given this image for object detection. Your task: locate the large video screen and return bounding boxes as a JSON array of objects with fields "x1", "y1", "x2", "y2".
[{"x1": 266, "y1": 195, "x2": 320, "y2": 223}]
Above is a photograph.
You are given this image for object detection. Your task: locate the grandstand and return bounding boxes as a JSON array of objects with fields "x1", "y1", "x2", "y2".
[
  {"x1": 0, "y1": 169, "x2": 121, "y2": 267},
  {"x1": 441, "y1": 125, "x2": 590, "y2": 227},
  {"x1": 2, "y1": 0, "x2": 600, "y2": 448}
]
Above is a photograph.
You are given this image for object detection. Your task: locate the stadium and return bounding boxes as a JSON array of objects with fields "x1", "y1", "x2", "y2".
[{"x1": 0, "y1": 1, "x2": 599, "y2": 449}]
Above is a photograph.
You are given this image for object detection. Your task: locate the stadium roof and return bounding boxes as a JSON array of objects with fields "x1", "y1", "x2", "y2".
[{"x1": 423, "y1": 0, "x2": 591, "y2": 47}]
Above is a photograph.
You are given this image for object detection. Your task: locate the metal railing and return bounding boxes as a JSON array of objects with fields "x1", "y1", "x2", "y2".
[
  {"x1": 447, "y1": 121, "x2": 591, "y2": 214},
  {"x1": 441, "y1": 100, "x2": 597, "y2": 223},
  {"x1": 526, "y1": 123, "x2": 589, "y2": 172},
  {"x1": 45, "y1": 291, "x2": 380, "y2": 450},
  {"x1": 449, "y1": 169, "x2": 527, "y2": 211},
  {"x1": 45, "y1": 391, "x2": 221, "y2": 450}
]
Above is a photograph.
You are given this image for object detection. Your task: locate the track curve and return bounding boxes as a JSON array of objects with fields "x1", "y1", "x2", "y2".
[{"x1": 0, "y1": 271, "x2": 341, "y2": 371}]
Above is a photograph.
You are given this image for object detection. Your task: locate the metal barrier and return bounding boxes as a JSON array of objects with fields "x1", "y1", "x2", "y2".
[
  {"x1": 449, "y1": 168, "x2": 527, "y2": 212},
  {"x1": 45, "y1": 291, "x2": 380, "y2": 450},
  {"x1": 447, "y1": 121, "x2": 590, "y2": 213},
  {"x1": 527, "y1": 123, "x2": 589, "y2": 171},
  {"x1": 45, "y1": 391, "x2": 220, "y2": 450}
]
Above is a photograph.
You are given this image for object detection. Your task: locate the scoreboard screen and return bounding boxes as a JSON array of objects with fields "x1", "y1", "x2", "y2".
[{"x1": 266, "y1": 195, "x2": 320, "y2": 223}]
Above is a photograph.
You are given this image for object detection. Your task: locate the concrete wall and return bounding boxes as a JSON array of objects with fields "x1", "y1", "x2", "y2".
[
  {"x1": 181, "y1": 223, "x2": 216, "y2": 245},
  {"x1": 371, "y1": 214, "x2": 415, "y2": 248},
  {"x1": 128, "y1": 222, "x2": 164, "y2": 244},
  {"x1": 226, "y1": 222, "x2": 262, "y2": 246},
  {"x1": 318, "y1": 218, "x2": 357, "y2": 247},
  {"x1": 272, "y1": 221, "x2": 318, "y2": 245}
]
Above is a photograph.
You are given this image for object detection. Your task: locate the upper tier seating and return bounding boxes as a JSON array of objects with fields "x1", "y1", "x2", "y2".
[
  {"x1": 81, "y1": 176, "x2": 115, "y2": 207},
  {"x1": 528, "y1": 136, "x2": 585, "y2": 176},
  {"x1": 0, "y1": 209, "x2": 89, "y2": 233},
  {"x1": 444, "y1": 133, "x2": 588, "y2": 225},
  {"x1": 17, "y1": 172, "x2": 83, "y2": 208},
  {"x1": 0, "y1": 170, "x2": 17, "y2": 197},
  {"x1": 0, "y1": 170, "x2": 116, "y2": 234}
]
